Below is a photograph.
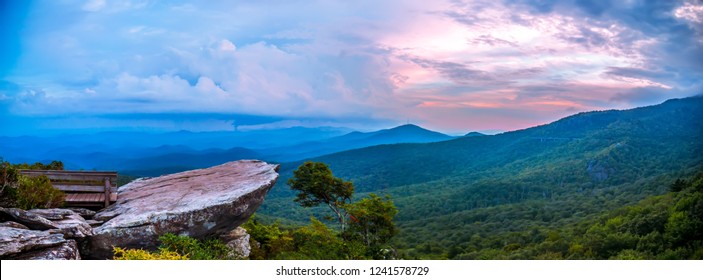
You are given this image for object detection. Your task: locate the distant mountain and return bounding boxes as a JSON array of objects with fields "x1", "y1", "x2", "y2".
[
  {"x1": 260, "y1": 124, "x2": 455, "y2": 162},
  {"x1": 259, "y1": 96, "x2": 703, "y2": 258},
  {"x1": 0, "y1": 124, "x2": 456, "y2": 176},
  {"x1": 355, "y1": 124, "x2": 453, "y2": 143},
  {"x1": 0, "y1": 126, "x2": 351, "y2": 171},
  {"x1": 117, "y1": 147, "x2": 260, "y2": 177},
  {"x1": 464, "y1": 131, "x2": 485, "y2": 137}
]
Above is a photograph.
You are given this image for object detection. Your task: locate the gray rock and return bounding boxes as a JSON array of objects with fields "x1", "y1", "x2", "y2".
[
  {"x1": 67, "y1": 208, "x2": 97, "y2": 219},
  {"x1": 221, "y1": 227, "x2": 251, "y2": 259},
  {"x1": 0, "y1": 227, "x2": 65, "y2": 257},
  {"x1": 84, "y1": 160, "x2": 279, "y2": 259},
  {"x1": 52, "y1": 213, "x2": 93, "y2": 239},
  {"x1": 0, "y1": 221, "x2": 29, "y2": 230},
  {"x1": 0, "y1": 208, "x2": 92, "y2": 240},
  {"x1": 0, "y1": 207, "x2": 58, "y2": 230},
  {"x1": 85, "y1": 220, "x2": 103, "y2": 227},
  {"x1": 11, "y1": 239, "x2": 81, "y2": 260},
  {"x1": 586, "y1": 160, "x2": 614, "y2": 182},
  {"x1": 27, "y1": 208, "x2": 76, "y2": 220}
]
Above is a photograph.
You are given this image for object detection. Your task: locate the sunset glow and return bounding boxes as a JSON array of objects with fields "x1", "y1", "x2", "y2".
[{"x1": 1, "y1": 0, "x2": 701, "y2": 135}]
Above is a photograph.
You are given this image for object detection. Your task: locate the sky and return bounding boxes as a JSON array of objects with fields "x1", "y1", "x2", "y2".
[{"x1": 1, "y1": 0, "x2": 702, "y2": 136}]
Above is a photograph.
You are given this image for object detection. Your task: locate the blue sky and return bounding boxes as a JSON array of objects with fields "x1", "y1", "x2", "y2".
[{"x1": 1, "y1": 0, "x2": 702, "y2": 135}]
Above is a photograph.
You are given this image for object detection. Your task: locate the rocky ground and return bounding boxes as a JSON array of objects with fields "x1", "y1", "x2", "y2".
[{"x1": 0, "y1": 160, "x2": 279, "y2": 260}]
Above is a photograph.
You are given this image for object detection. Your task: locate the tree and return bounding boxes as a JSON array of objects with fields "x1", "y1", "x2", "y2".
[
  {"x1": 344, "y1": 194, "x2": 398, "y2": 258},
  {"x1": 288, "y1": 161, "x2": 354, "y2": 230},
  {"x1": 669, "y1": 179, "x2": 688, "y2": 192}
]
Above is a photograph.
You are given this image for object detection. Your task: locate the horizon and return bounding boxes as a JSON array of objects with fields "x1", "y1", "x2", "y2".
[
  {"x1": 2, "y1": 1, "x2": 702, "y2": 136},
  {"x1": 0, "y1": 95, "x2": 698, "y2": 138}
]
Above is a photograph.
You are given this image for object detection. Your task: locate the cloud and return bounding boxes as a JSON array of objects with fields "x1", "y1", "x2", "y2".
[
  {"x1": 2, "y1": 0, "x2": 702, "y2": 134},
  {"x1": 610, "y1": 86, "x2": 675, "y2": 105},
  {"x1": 82, "y1": 0, "x2": 106, "y2": 12}
]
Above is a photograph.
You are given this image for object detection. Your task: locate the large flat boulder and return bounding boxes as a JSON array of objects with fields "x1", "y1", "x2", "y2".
[{"x1": 84, "y1": 160, "x2": 279, "y2": 259}]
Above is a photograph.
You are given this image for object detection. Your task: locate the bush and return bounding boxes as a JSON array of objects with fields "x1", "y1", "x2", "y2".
[
  {"x1": 158, "y1": 233, "x2": 231, "y2": 260},
  {"x1": 16, "y1": 175, "x2": 64, "y2": 209},
  {"x1": 0, "y1": 159, "x2": 20, "y2": 187},
  {"x1": 113, "y1": 247, "x2": 188, "y2": 260}
]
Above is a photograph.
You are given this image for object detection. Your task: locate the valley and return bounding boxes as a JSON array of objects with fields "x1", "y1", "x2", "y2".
[{"x1": 2, "y1": 96, "x2": 702, "y2": 259}]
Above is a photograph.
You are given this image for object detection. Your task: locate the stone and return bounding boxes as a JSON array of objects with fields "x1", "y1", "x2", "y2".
[
  {"x1": 10, "y1": 239, "x2": 81, "y2": 260},
  {"x1": 67, "y1": 208, "x2": 97, "y2": 219},
  {"x1": 85, "y1": 220, "x2": 103, "y2": 227},
  {"x1": 52, "y1": 212, "x2": 93, "y2": 239},
  {"x1": 221, "y1": 227, "x2": 251, "y2": 259},
  {"x1": 0, "y1": 227, "x2": 65, "y2": 257},
  {"x1": 0, "y1": 207, "x2": 58, "y2": 230},
  {"x1": 27, "y1": 208, "x2": 76, "y2": 220},
  {"x1": 84, "y1": 160, "x2": 279, "y2": 259},
  {"x1": 0, "y1": 221, "x2": 29, "y2": 230}
]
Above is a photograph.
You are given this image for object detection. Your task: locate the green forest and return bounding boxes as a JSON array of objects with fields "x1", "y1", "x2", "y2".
[
  {"x1": 2, "y1": 96, "x2": 702, "y2": 260},
  {"x1": 256, "y1": 96, "x2": 703, "y2": 259}
]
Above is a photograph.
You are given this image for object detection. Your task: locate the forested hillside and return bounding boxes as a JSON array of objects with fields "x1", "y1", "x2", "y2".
[{"x1": 258, "y1": 96, "x2": 703, "y2": 258}]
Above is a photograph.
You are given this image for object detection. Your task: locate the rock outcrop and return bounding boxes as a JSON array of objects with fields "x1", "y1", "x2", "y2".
[
  {"x1": 0, "y1": 208, "x2": 58, "y2": 230},
  {"x1": 221, "y1": 227, "x2": 251, "y2": 259},
  {"x1": 84, "y1": 160, "x2": 279, "y2": 259},
  {"x1": 0, "y1": 210, "x2": 82, "y2": 260}
]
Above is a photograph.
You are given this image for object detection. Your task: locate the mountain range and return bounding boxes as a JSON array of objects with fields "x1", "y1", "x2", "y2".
[
  {"x1": 257, "y1": 96, "x2": 703, "y2": 258},
  {"x1": 0, "y1": 123, "x2": 455, "y2": 176},
  {"x1": 2, "y1": 95, "x2": 702, "y2": 258}
]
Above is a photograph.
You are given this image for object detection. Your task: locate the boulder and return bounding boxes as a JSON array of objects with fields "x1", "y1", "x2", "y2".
[
  {"x1": 51, "y1": 212, "x2": 93, "y2": 239},
  {"x1": 0, "y1": 227, "x2": 66, "y2": 257},
  {"x1": 85, "y1": 220, "x2": 103, "y2": 227},
  {"x1": 0, "y1": 208, "x2": 93, "y2": 240},
  {"x1": 10, "y1": 239, "x2": 81, "y2": 260},
  {"x1": 68, "y1": 208, "x2": 96, "y2": 219},
  {"x1": 0, "y1": 207, "x2": 58, "y2": 230},
  {"x1": 27, "y1": 208, "x2": 76, "y2": 220},
  {"x1": 221, "y1": 227, "x2": 251, "y2": 259},
  {"x1": 0, "y1": 221, "x2": 29, "y2": 230},
  {"x1": 84, "y1": 160, "x2": 279, "y2": 259}
]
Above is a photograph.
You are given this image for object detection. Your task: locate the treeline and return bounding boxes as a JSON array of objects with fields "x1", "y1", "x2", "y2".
[
  {"x1": 258, "y1": 97, "x2": 703, "y2": 260},
  {"x1": 399, "y1": 170, "x2": 703, "y2": 259}
]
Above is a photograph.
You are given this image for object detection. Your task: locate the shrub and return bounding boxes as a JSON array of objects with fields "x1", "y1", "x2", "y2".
[
  {"x1": 16, "y1": 175, "x2": 64, "y2": 209},
  {"x1": 158, "y1": 233, "x2": 231, "y2": 260},
  {"x1": 113, "y1": 247, "x2": 188, "y2": 260},
  {"x1": 0, "y1": 160, "x2": 20, "y2": 207},
  {"x1": 0, "y1": 159, "x2": 20, "y2": 187}
]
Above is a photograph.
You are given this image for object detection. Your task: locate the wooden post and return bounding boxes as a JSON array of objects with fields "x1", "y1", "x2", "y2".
[{"x1": 104, "y1": 177, "x2": 111, "y2": 208}]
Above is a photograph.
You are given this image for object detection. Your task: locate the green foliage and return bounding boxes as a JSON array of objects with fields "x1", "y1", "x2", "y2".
[
  {"x1": 242, "y1": 216, "x2": 292, "y2": 259},
  {"x1": 112, "y1": 234, "x2": 234, "y2": 260},
  {"x1": 243, "y1": 214, "x2": 387, "y2": 260},
  {"x1": 0, "y1": 159, "x2": 20, "y2": 208},
  {"x1": 344, "y1": 194, "x2": 398, "y2": 258},
  {"x1": 158, "y1": 233, "x2": 231, "y2": 260},
  {"x1": 433, "y1": 171, "x2": 703, "y2": 259},
  {"x1": 116, "y1": 174, "x2": 139, "y2": 187},
  {"x1": 288, "y1": 161, "x2": 354, "y2": 229},
  {"x1": 113, "y1": 247, "x2": 188, "y2": 260},
  {"x1": 16, "y1": 175, "x2": 64, "y2": 210},
  {"x1": 0, "y1": 159, "x2": 20, "y2": 188},
  {"x1": 12, "y1": 161, "x2": 64, "y2": 171},
  {"x1": 285, "y1": 218, "x2": 365, "y2": 260},
  {"x1": 1, "y1": 159, "x2": 66, "y2": 209},
  {"x1": 670, "y1": 179, "x2": 688, "y2": 192},
  {"x1": 258, "y1": 96, "x2": 703, "y2": 259}
]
